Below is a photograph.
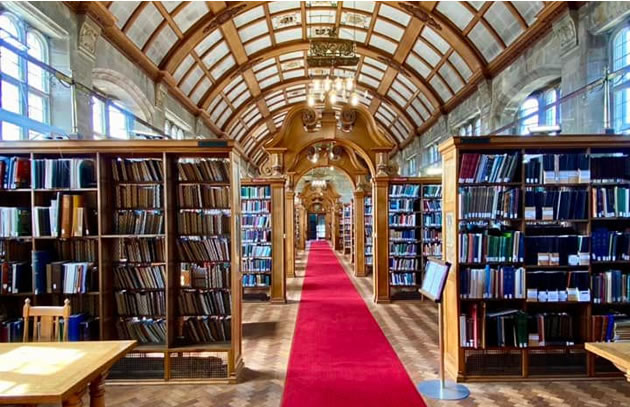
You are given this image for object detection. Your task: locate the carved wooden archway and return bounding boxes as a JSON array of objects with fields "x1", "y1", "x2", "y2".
[{"x1": 263, "y1": 100, "x2": 396, "y2": 302}]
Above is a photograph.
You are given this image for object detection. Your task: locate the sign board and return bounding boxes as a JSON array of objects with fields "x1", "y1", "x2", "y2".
[{"x1": 419, "y1": 259, "x2": 451, "y2": 303}]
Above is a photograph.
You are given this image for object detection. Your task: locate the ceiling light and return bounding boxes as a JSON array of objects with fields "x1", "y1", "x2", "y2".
[
  {"x1": 324, "y1": 77, "x2": 332, "y2": 92},
  {"x1": 345, "y1": 77, "x2": 354, "y2": 91},
  {"x1": 307, "y1": 94, "x2": 315, "y2": 107},
  {"x1": 350, "y1": 92, "x2": 359, "y2": 106},
  {"x1": 329, "y1": 91, "x2": 337, "y2": 105}
]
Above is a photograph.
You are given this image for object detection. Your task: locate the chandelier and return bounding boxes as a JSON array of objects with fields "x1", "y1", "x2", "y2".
[{"x1": 307, "y1": 75, "x2": 359, "y2": 107}]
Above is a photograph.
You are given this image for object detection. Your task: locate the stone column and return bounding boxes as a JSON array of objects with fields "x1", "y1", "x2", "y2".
[
  {"x1": 353, "y1": 189, "x2": 366, "y2": 277},
  {"x1": 68, "y1": 14, "x2": 101, "y2": 139},
  {"x1": 270, "y1": 179, "x2": 286, "y2": 303},
  {"x1": 153, "y1": 82, "x2": 168, "y2": 135},
  {"x1": 372, "y1": 177, "x2": 390, "y2": 303}
]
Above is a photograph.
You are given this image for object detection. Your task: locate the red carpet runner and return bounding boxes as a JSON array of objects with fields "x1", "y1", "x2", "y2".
[{"x1": 282, "y1": 241, "x2": 426, "y2": 407}]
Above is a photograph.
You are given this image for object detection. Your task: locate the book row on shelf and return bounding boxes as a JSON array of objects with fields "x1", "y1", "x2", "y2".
[
  {"x1": 0, "y1": 142, "x2": 242, "y2": 382},
  {"x1": 241, "y1": 184, "x2": 272, "y2": 294}
]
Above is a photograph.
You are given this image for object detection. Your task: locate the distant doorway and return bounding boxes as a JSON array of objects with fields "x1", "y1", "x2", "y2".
[{"x1": 307, "y1": 213, "x2": 326, "y2": 240}]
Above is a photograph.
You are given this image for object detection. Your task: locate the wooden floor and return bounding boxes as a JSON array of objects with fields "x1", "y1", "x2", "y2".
[{"x1": 99, "y1": 242, "x2": 630, "y2": 407}]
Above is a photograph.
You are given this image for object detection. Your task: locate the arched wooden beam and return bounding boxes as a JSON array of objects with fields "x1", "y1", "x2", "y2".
[
  {"x1": 197, "y1": 42, "x2": 443, "y2": 115},
  {"x1": 227, "y1": 78, "x2": 414, "y2": 144}
]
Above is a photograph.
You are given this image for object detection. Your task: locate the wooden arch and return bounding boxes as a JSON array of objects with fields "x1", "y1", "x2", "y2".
[{"x1": 265, "y1": 100, "x2": 394, "y2": 298}]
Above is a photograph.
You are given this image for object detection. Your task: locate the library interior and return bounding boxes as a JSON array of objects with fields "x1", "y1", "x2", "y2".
[{"x1": 2, "y1": 1, "x2": 630, "y2": 406}]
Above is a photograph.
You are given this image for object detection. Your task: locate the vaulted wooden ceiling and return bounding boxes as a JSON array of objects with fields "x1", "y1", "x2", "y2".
[{"x1": 79, "y1": 1, "x2": 568, "y2": 166}]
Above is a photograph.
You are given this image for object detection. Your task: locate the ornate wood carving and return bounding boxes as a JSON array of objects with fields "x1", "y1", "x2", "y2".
[
  {"x1": 340, "y1": 107, "x2": 357, "y2": 132},
  {"x1": 203, "y1": 4, "x2": 247, "y2": 34},
  {"x1": 398, "y1": 3, "x2": 442, "y2": 31},
  {"x1": 302, "y1": 107, "x2": 318, "y2": 131}
]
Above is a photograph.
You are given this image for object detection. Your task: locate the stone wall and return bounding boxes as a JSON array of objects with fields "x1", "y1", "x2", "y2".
[{"x1": 395, "y1": 1, "x2": 630, "y2": 175}]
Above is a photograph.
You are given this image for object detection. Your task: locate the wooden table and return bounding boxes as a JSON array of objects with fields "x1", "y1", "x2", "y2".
[
  {"x1": 0, "y1": 341, "x2": 136, "y2": 407},
  {"x1": 586, "y1": 342, "x2": 630, "y2": 381}
]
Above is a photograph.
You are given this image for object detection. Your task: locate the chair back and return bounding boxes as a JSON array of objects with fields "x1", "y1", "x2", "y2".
[{"x1": 22, "y1": 298, "x2": 71, "y2": 342}]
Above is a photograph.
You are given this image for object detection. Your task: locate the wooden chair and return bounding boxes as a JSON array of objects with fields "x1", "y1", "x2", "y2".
[{"x1": 22, "y1": 298, "x2": 71, "y2": 342}]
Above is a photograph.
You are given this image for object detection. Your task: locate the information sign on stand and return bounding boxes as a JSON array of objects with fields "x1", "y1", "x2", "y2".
[{"x1": 417, "y1": 259, "x2": 470, "y2": 401}]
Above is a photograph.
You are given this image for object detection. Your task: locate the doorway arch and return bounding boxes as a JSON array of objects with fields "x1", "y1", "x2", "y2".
[{"x1": 262, "y1": 100, "x2": 397, "y2": 303}]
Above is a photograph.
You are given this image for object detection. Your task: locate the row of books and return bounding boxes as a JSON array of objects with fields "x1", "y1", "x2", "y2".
[
  {"x1": 0, "y1": 207, "x2": 30, "y2": 237},
  {"x1": 33, "y1": 194, "x2": 96, "y2": 237},
  {"x1": 458, "y1": 231, "x2": 524, "y2": 263},
  {"x1": 114, "y1": 238, "x2": 164, "y2": 263},
  {"x1": 112, "y1": 158, "x2": 163, "y2": 182},
  {"x1": 524, "y1": 188, "x2": 588, "y2": 220},
  {"x1": 593, "y1": 187, "x2": 630, "y2": 218},
  {"x1": 423, "y1": 242, "x2": 441, "y2": 256},
  {"x1": 389, "y1": 214, "x2": 417, "y2": 227},
  {"x1": 389, "y1": 199, "x2": 417, "y2": 212},
  {"x1": 178, "y1": 185, "x2": 230, "y2": 209},
  {"x1": 458, "y1": 186, "x2": 520, "y2": 219},
  {"x1": 55, "y1": 239, "x2": 97, "y2": 262},
  {"x1": 115, "y1": 185, "x2": 162, "y2": 209},
  {"x1": 390, "y1": 230, "x2": 417, "y2": 241},
  {"x1": 243, "y1": 274, "x2": 270, "y2": 287},
  {"x1": 0, "y1": 261, "x2": 30, "y2": 294},
  {"x1": 177, "y1": 158, "x2": 229, "y2": 183},
  {"x1": 423, "y1": 199, "x2": 441, "y2": 212},
  {"x1": 524, "y1": 153, "x2": 589, "y2": 184},
  {"x1": 178, "y1": 315, "x2": 231, "y2": 343},
  {"x1": 117, "y1": 317, "x2": 165, "y2": 344},
  {"x1": 390, "y1": 184, "x2": 420, "y2": 198},
  {"x1": 591, "y1": 228, "x2": 630, "y2": 261},
  {"x1": 0, "y1": 319, "x2": 23, "y2": 342},
  {"x1": 243, "y1": 245, "x2": 271, "y2": 258},
  {"x1": 243, "y1": 229, "x2": 270, "y2": 242},
  {"x1": 114, "y1": 210, "x2": 164, "y2": 235},
  {"x1": 424, "y1": 213, "x2": 442, "y2": 227},
  {"x1": 389, "y1": 258, "x2": 418, "y2": 272},
  {"x1": 459, "y1": 153, "x2": 520, "y2": 184},
  {"x1": 591, "y1": 155, "x2": 630, "y2": 183},
  {"x1": 460, "y1": 308, "x2": 576, "y2": 348},
  {"x1": 591, "y1": 314, "x2": 627, "y2": 342},
  {"x1": 459, "y1": 266, "x2": 526, "y2": 299},
  {"x1": 523, "y1": 235, "x2": 589, "y2": 266},
  {"x1": 241, "y1": 201, "x2": 271, "y2": 213},
  {"x1": 114, "y1": 265, "x2": 166, "y2": 290},
  {"x1": 176, "y1": 238, "x2": 230, "y2": 262},
  {"x1": 423, "y1": 185, "x2": 442, "y2": 198},
  {"x1": 423, "y1": 229, "x2": 442, "y2": 241},
  {"x1": 114, "y1": 290, "x2": 165, "y2": 316},
  {"x1": 0, "y1": 156, "x2": 29, "y2": 189},
  {"x1": 177, "y1": 211, "x2": 230, "y2": 236},
  {"x1": 242, "y1": 215, "x2": 270, "y2": 228},
  {"x1": 180, "y1": 263, "x2": 230, "y2": 289},
  {"x1": 32, "y1": 158, "x2": 96, "y2": 189},
  {"x1": 390, "y1": 272, "x2": 416, "y2": 286},
  {"x1": 178, "y1": 289, "x2": 231, "y2": 315},
  {"x1": 1, "y1": 314, "x2": 98, "y2": 342},
  {"x1": 55, "y1": 262, "x2": 97, "y2": 294},
  {"x1": 242, "y1": 258, "x2": 271, "y2": 272},
  {"x1": 390, "y1": 243, "x2": 418, "y2": 256},
  {"x1": 241, "y1": 186, "x2": 270, "y2": 199},
  {"x1": 592, "y1": 270, "x2": 630, "y2": 303}
]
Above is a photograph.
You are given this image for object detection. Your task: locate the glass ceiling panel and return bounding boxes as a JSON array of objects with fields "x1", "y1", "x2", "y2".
[
  {"x1": 210, "y1": 55, "x2": 235, "y2": 80},
  {"x1": 233, "y1": 6, "x2": 264, "y2": 28},
  {"x1": 339, "y1": 28, "x2": 367, "y2": 43},
  {"x1": 190, "y1": 77, "x2": 210, "y2": 105},
  {"x1": 280, "y1": 51, "x2": 304, "y2": 61},
  {"x1": 173, "y1": 2, "x2": 207, "y2": 33},
  {"x1": 245, "y1": 36, "x2": 272, "y2": 56},
  {"x1": 448, "y1": 51, "x2": 473, "y2": 80},
  {"x1": 378, "y1": 4, "x2": 411, "y2": 26},
  {"x1": 485, "y1": 2, "x2": 524, "y2": 46},
  {"x1": 468, "y1": 22, "x2": 503, "y2": 61},
  {"x1": 436, "y1": 1, "x2": 473, "y2": 30},
  {"x1": 146, "y1": 25, "x2": 177, "y2": 64},
  {"x1": 269, "y1": 1, "x2": 301, "y2": 14},
  {"x1": 232, "y1": 90, "x2": 251, "y2": 109},
  {"x1": 373, "y1": 19, "x2": 404, "y2": 42},
  {"x1": 195, "y1": 29, "x2": 223, "y2": 56},
  {"x1": 306, "y1": 10, "x2": 336, "y2": 24},
  {"x1": 413, "y1": 40, "x2": 441, "y2": 67},
  {"x1": 110, "y1": 2, "x2": 139, "y2": 29},
  {"x1": 275, "y1": 28, "x2": 302, "y2": 43},
  {"x1": 344, "y1": 1, "x2": 375, "y2": 13},
  {"x1": 203, "y1": 41, "x2": 230, "y2": 68},
  {"x1": 406, "y1": 54, "x2": 431, "y2": 78},
  {"x1": 513, "y1": 1, "x2": 544, "y2": 25},
  {"x1": 421, "y1": 27, "x2": 450, "y2": 55},
  {"x1": 127, "y1": 3, "x2": 161, "y2": 49},
  {"x1": 369, "y1": 34, "x2": 397, "y2": 54},
  {"x1": 239, "y1": 20, "x2": 269, "y2": 43}
]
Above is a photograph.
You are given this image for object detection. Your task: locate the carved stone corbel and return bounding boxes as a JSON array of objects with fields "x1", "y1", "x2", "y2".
[
  {"x1": 553, "y1": 10, "x2": 579, "y2": 56},
  {"x1": 77, "y1": 15, "x2": 101, "y2": 61}
]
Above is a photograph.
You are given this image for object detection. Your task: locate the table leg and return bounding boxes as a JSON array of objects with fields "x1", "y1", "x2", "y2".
[
  {"x1": 89, "y1": 372, "x2": 107, "y2": 407},
  {"x1": 63, "y1": 388, "x2": 86, "y2": 407}
]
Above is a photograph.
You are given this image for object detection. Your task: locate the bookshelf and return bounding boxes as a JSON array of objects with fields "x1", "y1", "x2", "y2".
[
  {"x1": 342, "y1": 203, "x2": 352, "y2": 256},
  {"x1": 387, "y1": 177, "x2": 441, "y2": 301},
  {"x1": 365, "y1": 194, "x2": 373, "y2": 275},
  {"x1": 440, "y1": 135, "x2": 630, "y2": 382},
  {"x1": 334, "y1": 203, "x2": 343, "y2": 251},
  {"x1": 240, "y1": 178, "x2": 285, "y2": 303},
  {"x1": 0, "y1": 140, "x2": 243, "y2": 383}
]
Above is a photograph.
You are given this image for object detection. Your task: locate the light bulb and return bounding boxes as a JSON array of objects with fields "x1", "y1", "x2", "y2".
[
  {"x1": 307, "y1": 94, "x2": 315, "y2": 107},
  {"x1": 345, "y1": 77, "x2": 354, "y2": 91},
  {"x1": 335, "y1": 78, "x2": 343, "y2": 92},
  {"x1": 319, "y1": 92, "x2": 325, "y2": 102},
  {"x1": 350, "y1": 92, "x2": 359, "y2": 106},
  {"x1": 324, "y1": 77, "x2": 331, "y2": 92},
  {"x1": 313, "y1": 79, "x2": 321, "y2": 91},
  {"x1": 329, "y1": 91, "x2": 337, "y2": 105}
]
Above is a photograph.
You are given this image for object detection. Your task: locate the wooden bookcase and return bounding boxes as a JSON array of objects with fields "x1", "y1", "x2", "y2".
[
  {"x1": 342, "y1": 203, "x2": 352, "y2": 256},
  {"x1": 240, "y1": 179, "x2": 285, "y2": 304},
  {"x1": 440, "y1": 135, "x2": 630, "y2": 382},
  {"x1": 365, "y1": 194, "x2": 373, "y2": 275},
  {"x1": 387, "y1": 177, "x2": 441, "y2": 301},
  {"x1": 0, "y1": 140, "x2": 243, "y2": 383}
]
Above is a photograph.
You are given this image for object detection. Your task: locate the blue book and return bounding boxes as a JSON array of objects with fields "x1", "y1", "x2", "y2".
[
  {"x1": 68, "y1": 313, "x2": 87, "y2": 341},
  {"x1": 32, "y1": 250, "x2": 51, "y2": 295}
]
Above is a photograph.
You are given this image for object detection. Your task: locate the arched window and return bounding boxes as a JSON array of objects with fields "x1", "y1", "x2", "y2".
[
  {"x1": 458, "y1": 116, "x2": 482, "y2": 137},
  {"x1": 0, "y1": 12, "x2": 50, "y2": 140},
  {"x1": 165, "y1": 118, "x2": 186, "y2": 139},
  {"x1": 92, "y1": 96, "x2": 135, "y2": 139},
  {"x1": 517, "y1": 83, "x2": 561, "y2": 135},
  {"x1": 612, "y1": 26, "x2": 630, "y2": 133}
]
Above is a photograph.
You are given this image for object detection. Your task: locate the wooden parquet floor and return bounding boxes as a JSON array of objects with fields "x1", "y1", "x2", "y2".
[{"x1": 97, "y1": 243, "x2": 629, "y2": 407}]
